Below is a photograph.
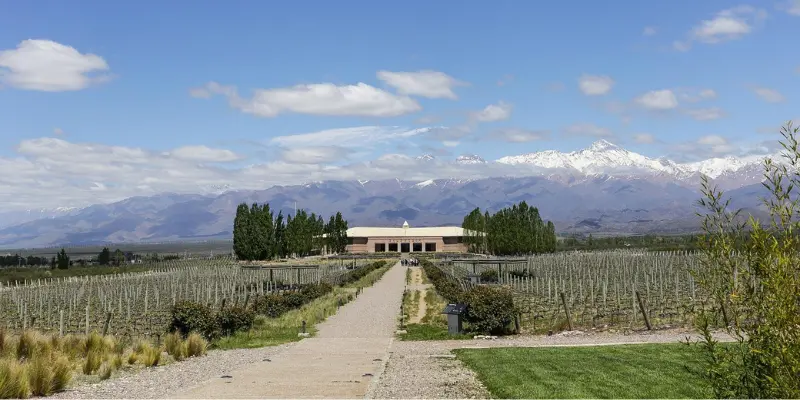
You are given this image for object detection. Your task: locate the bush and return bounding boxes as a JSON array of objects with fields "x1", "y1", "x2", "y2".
[
  {"x1": 464, "y1": 285, "x2": 516, "y2": 335},
  {"x1": 421, "y1": 260, "x2": 466, "y2": 303},
  {"x1": 300, "y1": 282, "x2": 333, "y2": 300},
  {"x1": 479, "y1": 269, "x2": 498, "y2": 283},
  {"x1": 252, "y1": 294, "x2": 290, "y2": 318},
  {"x1": 216, "y1": 306, "x2": 255, "y2": 336},
  {"x1": 170, "y1": 301, "x2": 218, "y2": 339}
]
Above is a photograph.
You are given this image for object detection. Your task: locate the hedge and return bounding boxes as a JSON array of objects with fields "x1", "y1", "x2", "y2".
[
  {"x1": 420, "y1": 259, "x2": 517, "y2": 335},
  {"x1": 171, "y1": 261, "x2": 386, "y2": 339}
]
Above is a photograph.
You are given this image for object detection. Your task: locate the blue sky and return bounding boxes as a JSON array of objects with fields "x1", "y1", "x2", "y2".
[{"x1": 0, "y1": 0, "x2": 799, "y2": 208}]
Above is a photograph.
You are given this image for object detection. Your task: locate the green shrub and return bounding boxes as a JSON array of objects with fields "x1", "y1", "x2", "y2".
[
  {"x1": 216, "y1": 306, "x2": 255, "y2": 336},
  {"x1": 464, "y1": 285, "x2": 516, "y2": 334},
  {"x1": 300, "y1": 282, "x2": 333, "y2": 300},
  {"x1": 169, "y1": 301, "x2": 218, "y2": 339},
  {"x1": 480, "y1": 269, "x2": 499, "y2": 283},
  {"x1": 252, "y1": 294, "x2": 290, "y2": 318}
]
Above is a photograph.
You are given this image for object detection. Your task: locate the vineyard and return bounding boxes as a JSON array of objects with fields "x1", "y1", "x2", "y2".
[
  {"x1": 0, "y1": 257, "x2": 371, "y2": 339},
  {"x1": 438, "y1": 250, "x2": 710, "y2": 332}
]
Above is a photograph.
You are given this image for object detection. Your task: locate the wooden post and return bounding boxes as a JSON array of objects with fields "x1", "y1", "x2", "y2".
[
  {"x1": 85, "y1": 305, "x2": 90, "y2": 336},
  {"x1": 559, "y1": 292, "x2": 573, "y2": 331},
  {"x1": 102, "y1": 312, "x2": 112, "y2": 336},
  {"x1": 635, "y1": 291, "x2": 652, "y2": 330},
  {"x1": 59, "y1": 310, "x2": 64, "y2": 337}
]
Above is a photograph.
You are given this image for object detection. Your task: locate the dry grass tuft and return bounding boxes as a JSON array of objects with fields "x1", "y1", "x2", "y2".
[
  {"x1": 163, "y1": 332, "x2": 185, "y2": 361},
  {"x1": 185, "y1": 333, "x2": 207, "y2": 358},
  {"x1": 0, "y1": 359, "x2": 30, "y2": 399}
]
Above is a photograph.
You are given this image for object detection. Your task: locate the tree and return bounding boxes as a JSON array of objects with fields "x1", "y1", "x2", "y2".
[
  {"x1": 462, "y1": 201, "x2": 557, "y2": 256},
  {"x1": 693, "y1": 121, "x2": 800, "y2": 398},
  {"x1": 97, "y1": 247, "x2": 111, "y2": 265},
  {"x1": 112, "y1": 249, "x2": 125, "y2": 266},
  {"x1": 232, "y1": 203, "x2": 251, "y2": 260},
  {"x1": 56, "y1": 248, "x2": 70, "y2": 270}
]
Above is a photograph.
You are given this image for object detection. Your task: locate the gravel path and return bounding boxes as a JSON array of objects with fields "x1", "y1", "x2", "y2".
[
  {"x1": 51, "y1": 344, "x2": 294, "y2": 399},
  {"x1": 372, "y1": 328, "x2": 735, "y2": 399},
  {"x1": 173, "y1": 261, "x2": 407, "y2": 398},
  {"x1": 52, "y1": 261, "x2": 407, "y2": 399}
]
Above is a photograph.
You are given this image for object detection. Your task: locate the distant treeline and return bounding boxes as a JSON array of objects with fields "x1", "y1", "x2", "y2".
[
  {"x1": 0, "y1": 247, "x2": 184, "y2": 269},
  {"x1": 232, "y1": 203, "x2": 348, "y2": 261},
  {"x1": 557, "y1": 233, "x2": 702, "y2": 251},
  {"x1": 462, "y1": 201, "x2": 558, "y2": 256}
]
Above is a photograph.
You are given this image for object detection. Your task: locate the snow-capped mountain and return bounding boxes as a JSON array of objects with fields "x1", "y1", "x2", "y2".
[
  {"x1": 0, "y1": 207, "x2": 84, "y2": 230},
  {"x1": 456, "y1": 154, "x2": 487, "y2": 164},
  {"x1": 416, "y1": 154, "x2": 436, "y2": 162},
  {"x1": 496, "y1": 139, "x2": 775, "y2": 188}
]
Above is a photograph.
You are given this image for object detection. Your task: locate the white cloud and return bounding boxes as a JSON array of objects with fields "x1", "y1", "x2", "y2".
[
  {"x1": 471, "y1": 101, "x2": 512, "y2": 122},
  {"x1": 490, "y1": 128, "x2": 550, "y2": 143},
  {"x1": 442, "y1": 141, "x2": 460, "y2": 148},
  {"x1": 376, "y1": 70, "x2": 465, "y2": 99},
  {"x1": 578, "y1": 74, "x2": 614, "y2": 96},
  {"x1": 642, "y1": 26, "x2": 657, "y2": 36},
  {"x1": 270, "y1": 126, "x2": 433, "y2": 148},
  {"x1": 633, "y1": 133, "x2": 656, "y2": 144},
  {"x1": 676, "y1": 6, "x2": 767, "y2": 51},
  {"x1": 677, "y1": 88, "x2": 717, "y2": 102},
  {"x1": 280, "y1": 146, "x2": 350, "y2": 164},
  {"x1": 778, "y1": 0, "x2": 800, "y2": 15},
  {"x1": 168, "y1": 145, "x2": 242, "y2": 162},
  {"x1": 191, "y1": 81, "x2": 421, "y2": 117},
  {"x1": 635, "y1": 89, "x2": 679, "y2": 110},
  {"x1": 563, "y1": 123, "x2": 613, "y2": 138},
  {"x1": 0, "y1": 39, "x2": 111, "y2": 91},
  {"x1": 686, "y1": 107, "x2": 726, "y2": 121},
  {"x1": 751, "y1": 86, "x2": 786, "y2": 103}
]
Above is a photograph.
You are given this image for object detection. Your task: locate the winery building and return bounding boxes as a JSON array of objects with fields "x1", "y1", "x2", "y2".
[{"x1": 344, "y1": 221, "x2": 468, "y2": 253}]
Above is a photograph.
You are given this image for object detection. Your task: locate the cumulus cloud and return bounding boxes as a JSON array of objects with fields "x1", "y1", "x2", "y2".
[
  {"x1": 0, "y1": 39, "x2": 111, "y2": 91},
  {"x1": 563, "y1": 123, "x2": 613, "y2": 138},
  {"x1": 635, "y1": 89, "x2": 679, "y2": 110},
  {"x1": 750, "y1": 86, "x2": 786, "y2": 103},
  {"x1": 168, "y1": 145, "x2": 242, "y2": 162},
  {"x1": 191, "y1": 81, "x2": 421, "y2": 117},
  {"x1": 376, "y1": 70, "x2": 465, "y2": 99},
  {"x1": 676, "y1": 88, "x2": 717, "y2": 102},
  {"x1": 674, "y1": 6, "x2": 767, "y2": 51},
  {"x1": 489, "y1": 128, "x2": 550, "y2": 143},
  {"x1": 470, "y1": 101, "x2": 512, "y2": 122},
  {"x1": 578, "y1": 74, "x2": 614, "y2": 96},
  {"x1": 669, "y1": 135, "x2": 741, "y2": 161}
]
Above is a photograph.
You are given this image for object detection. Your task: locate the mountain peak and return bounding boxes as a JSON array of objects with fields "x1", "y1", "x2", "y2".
[
  {"x1": 589, "y1": 139, "x2": 619, "y2": 151},
  {"x1": 456, "y1": 154, "x2": 487, "y2": 165}
]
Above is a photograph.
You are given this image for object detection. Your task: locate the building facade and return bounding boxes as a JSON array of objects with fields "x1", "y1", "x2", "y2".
[{"x1": 345, "y1": 221, "x2": 467, "y2": 253}]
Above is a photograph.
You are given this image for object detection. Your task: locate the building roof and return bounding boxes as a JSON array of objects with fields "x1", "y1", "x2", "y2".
[{"x1": 347, "y1": 226, "x2": 465, "y2": 238}]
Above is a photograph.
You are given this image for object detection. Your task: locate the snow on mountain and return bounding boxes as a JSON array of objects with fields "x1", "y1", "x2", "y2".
[
  {"x1": 456, "y1": 154, "x2": 487, "y2": 164},
  {"x1": 416, "y1": 154, "x2": 436, "y2": 162},
  {"x1": 415, "y1": 179, "x2": 436, "y2": 188},
  {"x1": 495, "y1": 139, "x2": 775, "y2": 183}
]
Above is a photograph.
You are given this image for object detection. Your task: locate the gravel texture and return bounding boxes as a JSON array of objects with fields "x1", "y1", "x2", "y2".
[
  {"x1": 50, "y1": 344, "x2": 294, "y2": 399},
  {"x1": 372, "y1": 328, "x2": 735, "y2": 399}
]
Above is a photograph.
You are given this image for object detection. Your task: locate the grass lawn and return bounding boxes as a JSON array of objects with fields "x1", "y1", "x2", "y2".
[
  {"x1": 398, "y1": 323, "x2": 473, "y2": 341},
  {"x1": 454, "y1": 343, "x2": 712, "y2": 399}
]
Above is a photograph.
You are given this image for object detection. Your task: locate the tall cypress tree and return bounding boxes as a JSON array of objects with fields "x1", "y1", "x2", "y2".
[{"x1": 233, "y1": 203, "x2": 250, "y2": 260}]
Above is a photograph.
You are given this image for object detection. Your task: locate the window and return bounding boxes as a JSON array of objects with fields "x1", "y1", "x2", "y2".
[
  {"x1": 374, "y1": 243, "x2": 386, "y2": 252},
  {"x1": 443, "y1": 236, "x2": 463, "y2": 245},
  {"x1": 412, "y1": 243, "x2": 422, "y2": 252},
  {"x1": 425, "y1": 242, "x2": 436, "y2": 252},
  {"x1": 400, "y1": 243, "x2": 410, "y2": 253},
  {"x1": 388, "y1": 243, "x2": 398, "y2": 252}
]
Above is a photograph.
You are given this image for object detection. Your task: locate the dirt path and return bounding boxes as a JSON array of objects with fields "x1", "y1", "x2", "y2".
[
  {"x1": 170, "y1": 261, "x2": 407, "y2": 399},
  {"x1": 407, "y1": 267, "x2": 431, "y2": 324}
]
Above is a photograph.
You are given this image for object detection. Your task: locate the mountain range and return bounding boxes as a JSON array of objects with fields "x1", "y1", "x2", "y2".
[{"x1": 0, "y1": 140, "x2": 777, "y2": 249}]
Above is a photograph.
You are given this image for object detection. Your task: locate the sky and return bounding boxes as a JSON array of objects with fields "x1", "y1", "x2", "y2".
[{"x1": 1, "y1": 0, "x2": 800, "y2": 210}]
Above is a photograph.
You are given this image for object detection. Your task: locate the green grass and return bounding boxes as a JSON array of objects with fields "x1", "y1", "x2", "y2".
[
  {"x1": 398, "y1": 323, "x2": 472, "y2": 341},
  {"x1": 454, "y1": 343, "x2": 712, "y2": 399},
  {"x1": 215, "y1": 263, "x2": 392, "y2": 349}
]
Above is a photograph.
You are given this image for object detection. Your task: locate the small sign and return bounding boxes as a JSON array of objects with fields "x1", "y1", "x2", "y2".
[{"x1": 442, "y1": 303, "x2": 468, "y2": 315}]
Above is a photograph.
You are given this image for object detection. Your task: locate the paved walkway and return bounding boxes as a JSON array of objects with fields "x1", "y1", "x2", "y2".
[{"x1": 172, "y1": 261, "x2": 406, "y2": 399}]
